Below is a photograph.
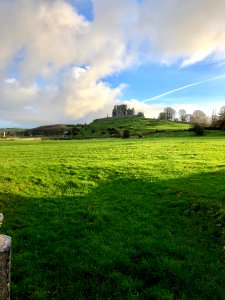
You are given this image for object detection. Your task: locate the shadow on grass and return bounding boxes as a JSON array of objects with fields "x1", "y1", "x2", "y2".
[{"x1": 1, "y1": 170, "x2": 225, "y2": 299}]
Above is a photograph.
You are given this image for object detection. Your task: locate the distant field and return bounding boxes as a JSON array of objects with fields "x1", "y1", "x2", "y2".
[{"x1": 1, "y1": 132, "x2": 225, "y2": 299}]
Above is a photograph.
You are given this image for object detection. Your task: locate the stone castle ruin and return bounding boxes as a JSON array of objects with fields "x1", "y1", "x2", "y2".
[
  {"x1": 112, "y1": 104, "x2": 135, "y2": 117},
  {"x1": 112, "y1": 104, "x2": 144, "y2": 118},
  {"x1": 94, "y1": 104, "x2": 144, "y2": 122}
]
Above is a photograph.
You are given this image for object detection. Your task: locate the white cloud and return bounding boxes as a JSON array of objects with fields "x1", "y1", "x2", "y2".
[
  {"x1": 1, "y1": 0, "x2": 225, "y2": 126},
  {"x1": 123, "y1": 99, "x2": 196, "y2": 119},
  {"x1": 0, "y1": 79, "x2": 61, "y2": 126},
  {"x1": 61, "y1": 67, "x2": 125, "y2": 119},
  {"x1": 137, "y1": 0, "x2": 225, "y2": 65},
  {"x1": 0, "y1": 70, "x2": 124, "y2": 127},
  {"x1": 0, "y1": 0, "x2": 130, "y2": 125},
  {"x1": 124, "y1": 98, "x2": 225, "y2": 120}
]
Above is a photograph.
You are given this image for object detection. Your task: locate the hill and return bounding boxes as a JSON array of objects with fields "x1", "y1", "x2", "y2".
[
  {"x1": 23, "y1": 124, "x2": 73, "y2": 136},
  {"x1": 0, "y1": 117, "x2": 191, "y2": 139},
  {"x1": 0, "y1": 128, "x2": 24, "y2": 136},
  {"x1": 85, "y1": 116, "x2": 191, "y2": 137}
]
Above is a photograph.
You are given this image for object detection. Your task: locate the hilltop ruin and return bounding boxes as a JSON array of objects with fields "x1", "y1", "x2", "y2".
[
  {"x1": 112, "y1": 104, "x2": 144, "y2": 118},
  {"x1": 112, "y1": 104, "x2": 135, "y2": 117}
]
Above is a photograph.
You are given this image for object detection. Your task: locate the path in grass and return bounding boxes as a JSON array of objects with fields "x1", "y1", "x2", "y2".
[{"x1": 0, "y1": 134, "x2": 225, "y2": 299}]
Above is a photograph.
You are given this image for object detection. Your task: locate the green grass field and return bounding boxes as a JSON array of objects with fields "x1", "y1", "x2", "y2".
[{"x1": 1, "y1": 132, "x2": 225, "y2": 299}]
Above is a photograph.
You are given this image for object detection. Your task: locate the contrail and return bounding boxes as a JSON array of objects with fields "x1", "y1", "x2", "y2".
[{"x1": 141, "y1": 73, "x2": 225, "y2": 103}]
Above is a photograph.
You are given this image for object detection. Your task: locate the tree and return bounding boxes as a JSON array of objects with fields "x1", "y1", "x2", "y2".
[
  {"x1": 193, "y1": 124, "x2": 205, "y2": 136},
  {"x1": 178, "y1": 109, "x2": 186, "y2": 122},
  {"x1": 211, "y1": 109, "x2": 218, "y2": 126},
  {"x1": 164, "y1": 107, "x2": 176, "y2": 120},
  {"x1": 72, "y1": 127, "x2": 81, "y2": 136},
  {"x1": 219, "y1": 105, "x2": 225, "y2": 118},
  {"x1": 191, "y1": 110, "x2": 208, "y2": 126},
  {"x1": 218, "y1": 105, "x2": 225, "y2": 129},
  {"x1": 158, "y1": 112, "x2": 166, "y2": 120},
  {"x1": 137, "y1": 112, "x2": 144, "y2": 117}
]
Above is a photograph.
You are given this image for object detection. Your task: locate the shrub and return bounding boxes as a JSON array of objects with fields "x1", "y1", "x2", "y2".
[
  {"x1": 193, "y1": 124, "x2": 205, "y2": 136},
  {"x1": 122, "y1": 129, "x2": 130, "y2": 138},
  {"x1": 72, "y1": 127, "x2": 81, "y2": 136}
]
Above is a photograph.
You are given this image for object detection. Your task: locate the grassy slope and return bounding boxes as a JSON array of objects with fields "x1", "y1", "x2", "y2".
[
  {"x1": 0, "y1": 132, "x2": 225, "y2": 299},
  {"x1": 84, "y1": 117, "x2": 191, "y2": 137},
  {"x1": 1, "y1": 118, "x2": 190, "y2": 139}
]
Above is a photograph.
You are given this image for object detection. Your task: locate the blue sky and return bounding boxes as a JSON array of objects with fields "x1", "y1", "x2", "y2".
[
  {"x1": 1, "y1": 0, "x2": 225, "y2": 127},
  {"x1": 105, "y1": 61, "x2": 225, "y2": 101}
]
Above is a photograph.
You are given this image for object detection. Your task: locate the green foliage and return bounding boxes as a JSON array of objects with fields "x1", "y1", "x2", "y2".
[
  {"x1": 193, "y1": 124, "x2": 205, "y2": 136},
  {"x1": 137, "y1": 133, "x2": 143, "y2": 138},
  {"x1": 71, "y1": 127, "x2": 81, "y2": 136},
  {"x1": 107, "y1": 127, "x2": 122, "y2": 137},
  {"x1": 122, "y1": 129, "x2": 130, "y2": 138},
  {"x1": 24, "y1": 124, "x2": 70, "y2": 136},
  {"x1": 1, "y1": 134, "x2": 225, "y2": 299}
]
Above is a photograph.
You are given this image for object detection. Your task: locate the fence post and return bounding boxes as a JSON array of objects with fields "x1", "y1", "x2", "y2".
[{"x1": 0, "y1": 214, "x2": 11, "y2": 300}]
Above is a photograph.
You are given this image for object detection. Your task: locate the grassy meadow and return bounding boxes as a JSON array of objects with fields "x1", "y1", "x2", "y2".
[{"x1": 1, "y1": 132, "x2": 225, "y2": 299}]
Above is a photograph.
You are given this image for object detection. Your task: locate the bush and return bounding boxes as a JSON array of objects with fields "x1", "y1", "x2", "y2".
[
  {"x1": 108, "y1": 128, "x2": 122, "y2": 137},
  {"x1": 204, "y1": 126, "x2": 219, "y2": 130},
  {"x1": 193, "y1": 124, "x2": 205, "y2": 136},
  {"x1": 72, "y1": 127, "x2": 81, "y2": 136},
  {"x1": 122, "y1": 129, "x2": 130, "y2": 138},
  {"x1": 112, "y1": 128, "x2": 122, "y2": 137}
]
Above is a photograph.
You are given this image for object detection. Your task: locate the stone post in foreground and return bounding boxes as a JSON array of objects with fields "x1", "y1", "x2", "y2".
[{"x1": 0, "y1": 214, "x2": 11, "y2": 300}]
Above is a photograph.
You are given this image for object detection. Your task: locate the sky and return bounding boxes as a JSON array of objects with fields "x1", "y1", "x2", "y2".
[{"x1": 1, "y1": 0, "x2": 225, "y2": 128}]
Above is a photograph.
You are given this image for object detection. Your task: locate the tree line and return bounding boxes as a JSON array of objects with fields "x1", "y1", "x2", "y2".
[{"x1": 158, "y1": 106, "x2": 225, "y2": 128}]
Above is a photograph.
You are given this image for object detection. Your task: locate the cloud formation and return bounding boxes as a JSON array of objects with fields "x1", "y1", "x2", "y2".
[
  {"x1": 1, "y1": 0, "x2": 225, "y2": 126},
  {"x1": 137, "y1": 0, "x2": 225, "y2": 66}
]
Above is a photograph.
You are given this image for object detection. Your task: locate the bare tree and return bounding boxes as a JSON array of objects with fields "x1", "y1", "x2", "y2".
[
  {"x1": 217, "y1": 105, "x2": 225, "y2": 128},
  {"x1": 185, "y1": 114, "x2": 192, "y2": 123},
  {"x1": 178, "y1": 109, "x2": 186, "y2": 122},
  {"x1": 219, "y1": 106, "x2": 225, "y2": 120},
  {"x1": 191, "y1": 110, "x2": 208, "y2": 126},
  {"x1": 211, "y1": 109, "x2": 219, "y2": 126},
  {"x1": 164, "y1": 107, "x2": 176, "y2": 121}
]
